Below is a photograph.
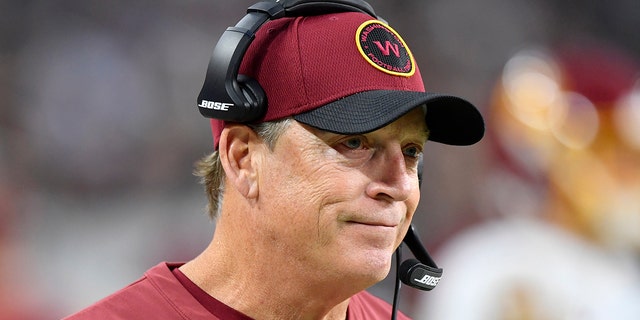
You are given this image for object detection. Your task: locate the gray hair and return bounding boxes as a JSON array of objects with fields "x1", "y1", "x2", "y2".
[{"x1": 194, "y1": 118, "x2": 293, "y2": 219}]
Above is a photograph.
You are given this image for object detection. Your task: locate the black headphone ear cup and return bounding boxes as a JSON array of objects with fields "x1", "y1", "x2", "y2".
[
  {"x1": 198, "y1": 1, "x2": 380, "y2": 123},
  {"x1": 237, "y1": 75, "x2": 267, "y2": 121}
]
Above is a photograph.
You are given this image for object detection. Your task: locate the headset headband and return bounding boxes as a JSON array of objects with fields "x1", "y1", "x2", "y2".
[{"x1": 197, "y1": 0, "x2": 379, "y2": 122}]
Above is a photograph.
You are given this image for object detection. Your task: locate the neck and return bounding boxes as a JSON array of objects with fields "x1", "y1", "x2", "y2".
[{"x1": 179, "y1": 212, "x2": 356, "y2": 320}]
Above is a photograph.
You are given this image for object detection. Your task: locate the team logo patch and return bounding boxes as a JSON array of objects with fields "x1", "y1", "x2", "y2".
[{"x1": 356, "y1": 20, "x2": 415, "y2": 77}]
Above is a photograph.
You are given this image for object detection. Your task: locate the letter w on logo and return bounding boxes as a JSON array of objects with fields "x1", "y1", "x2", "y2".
[{"x1": 373, "y1": 41, "x2": 400, "y2": 57}]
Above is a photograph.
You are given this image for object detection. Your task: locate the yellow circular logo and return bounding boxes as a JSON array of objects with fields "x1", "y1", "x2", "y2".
[{"x1": 356, "y1": 20, "x2": 415, "y2": 77}]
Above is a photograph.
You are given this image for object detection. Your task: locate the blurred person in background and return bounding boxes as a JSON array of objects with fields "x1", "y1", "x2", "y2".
[{"x1": 415, "y1": 41, "x2": 640, "y2": 319}]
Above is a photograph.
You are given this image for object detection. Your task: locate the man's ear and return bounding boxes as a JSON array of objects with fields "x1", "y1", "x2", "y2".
[{"x1": 218, "y1": 124, "x2": 260, "y2": 199}]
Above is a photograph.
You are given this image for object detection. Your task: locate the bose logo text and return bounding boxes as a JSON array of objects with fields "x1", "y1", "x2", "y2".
[
  {"x1": 199, "y1": 100, "x2": 233, "y2": 111},
  {"x1": 415, "y1": 274, "x2": 440, "y2": 287}
]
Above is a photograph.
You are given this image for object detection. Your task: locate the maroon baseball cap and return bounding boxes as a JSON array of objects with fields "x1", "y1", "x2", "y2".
[{"x1": 210, "y1": 12, "x2": 484, "y2": 149}]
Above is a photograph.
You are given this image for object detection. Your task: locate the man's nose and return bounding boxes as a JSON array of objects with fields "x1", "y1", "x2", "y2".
[{"x1": 365, "y1": 147, "x2": 414, "y2": 202}]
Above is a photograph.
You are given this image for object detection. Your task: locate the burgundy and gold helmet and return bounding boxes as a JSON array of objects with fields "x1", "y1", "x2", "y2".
[{"x1": 488, "y1": 41, "x2": 640, "y2": 250}]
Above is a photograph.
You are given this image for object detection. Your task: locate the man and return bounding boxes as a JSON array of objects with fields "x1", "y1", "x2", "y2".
[{"x1": 65, "y1": 1, "x2": 483, "y2": 319}]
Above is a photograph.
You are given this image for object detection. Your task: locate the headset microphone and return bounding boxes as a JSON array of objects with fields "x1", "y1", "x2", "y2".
[
  {"x1": 398, "y1": 225, "x2": 443, "y2": 291},
  {"x1": 391, "y1": 154, "x2": 443, "y2": 319},
  {"x1": 399, "y1": 153, "x2": 443, "y2": 290}
]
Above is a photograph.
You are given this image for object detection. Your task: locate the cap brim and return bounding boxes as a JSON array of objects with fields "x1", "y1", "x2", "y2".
[{"x1": 293, "y1": 90, "x2": 485, "y2": 146}]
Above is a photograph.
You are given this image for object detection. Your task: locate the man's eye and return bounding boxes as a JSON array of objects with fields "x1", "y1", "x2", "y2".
[
  {"x1": 403, "y1": 146, "x2": 421, "y2": 158},
  {"x1": 343, "y1": 137, "x2": 364, "y2": 149}
]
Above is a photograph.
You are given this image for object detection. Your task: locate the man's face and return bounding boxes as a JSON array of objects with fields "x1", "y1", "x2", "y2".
[{"x1": 254, "y1": 108, "x2": 427, "y2": 288}]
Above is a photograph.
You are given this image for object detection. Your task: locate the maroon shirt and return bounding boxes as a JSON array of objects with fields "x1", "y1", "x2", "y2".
[{"x1": 64, "y1": 262, "x2": 410, "y2": 320}]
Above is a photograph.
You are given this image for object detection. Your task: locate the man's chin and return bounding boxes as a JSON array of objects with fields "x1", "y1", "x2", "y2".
[{"x1": 348, "y1": 251, "x2": 394, "y2": 285}]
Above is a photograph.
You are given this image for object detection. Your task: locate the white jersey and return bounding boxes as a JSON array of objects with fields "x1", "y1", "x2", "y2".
[{"x1": 415, "y1": 218, "x2": 640, "y2": 320}]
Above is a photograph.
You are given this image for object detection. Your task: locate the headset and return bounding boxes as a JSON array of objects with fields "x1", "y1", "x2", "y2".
[
  {"x1": 198, "y1": 1, "x2": 443, "y2": 318},
  {"x1": 399, "y1": 154, "x2": 443, "y2": 292},
  {"x1": 197, "y1": 0, "x2": 378, "y2": 122},
  {"x1": 390, "y1": 155, "x2": 443, "y2": 319}
]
